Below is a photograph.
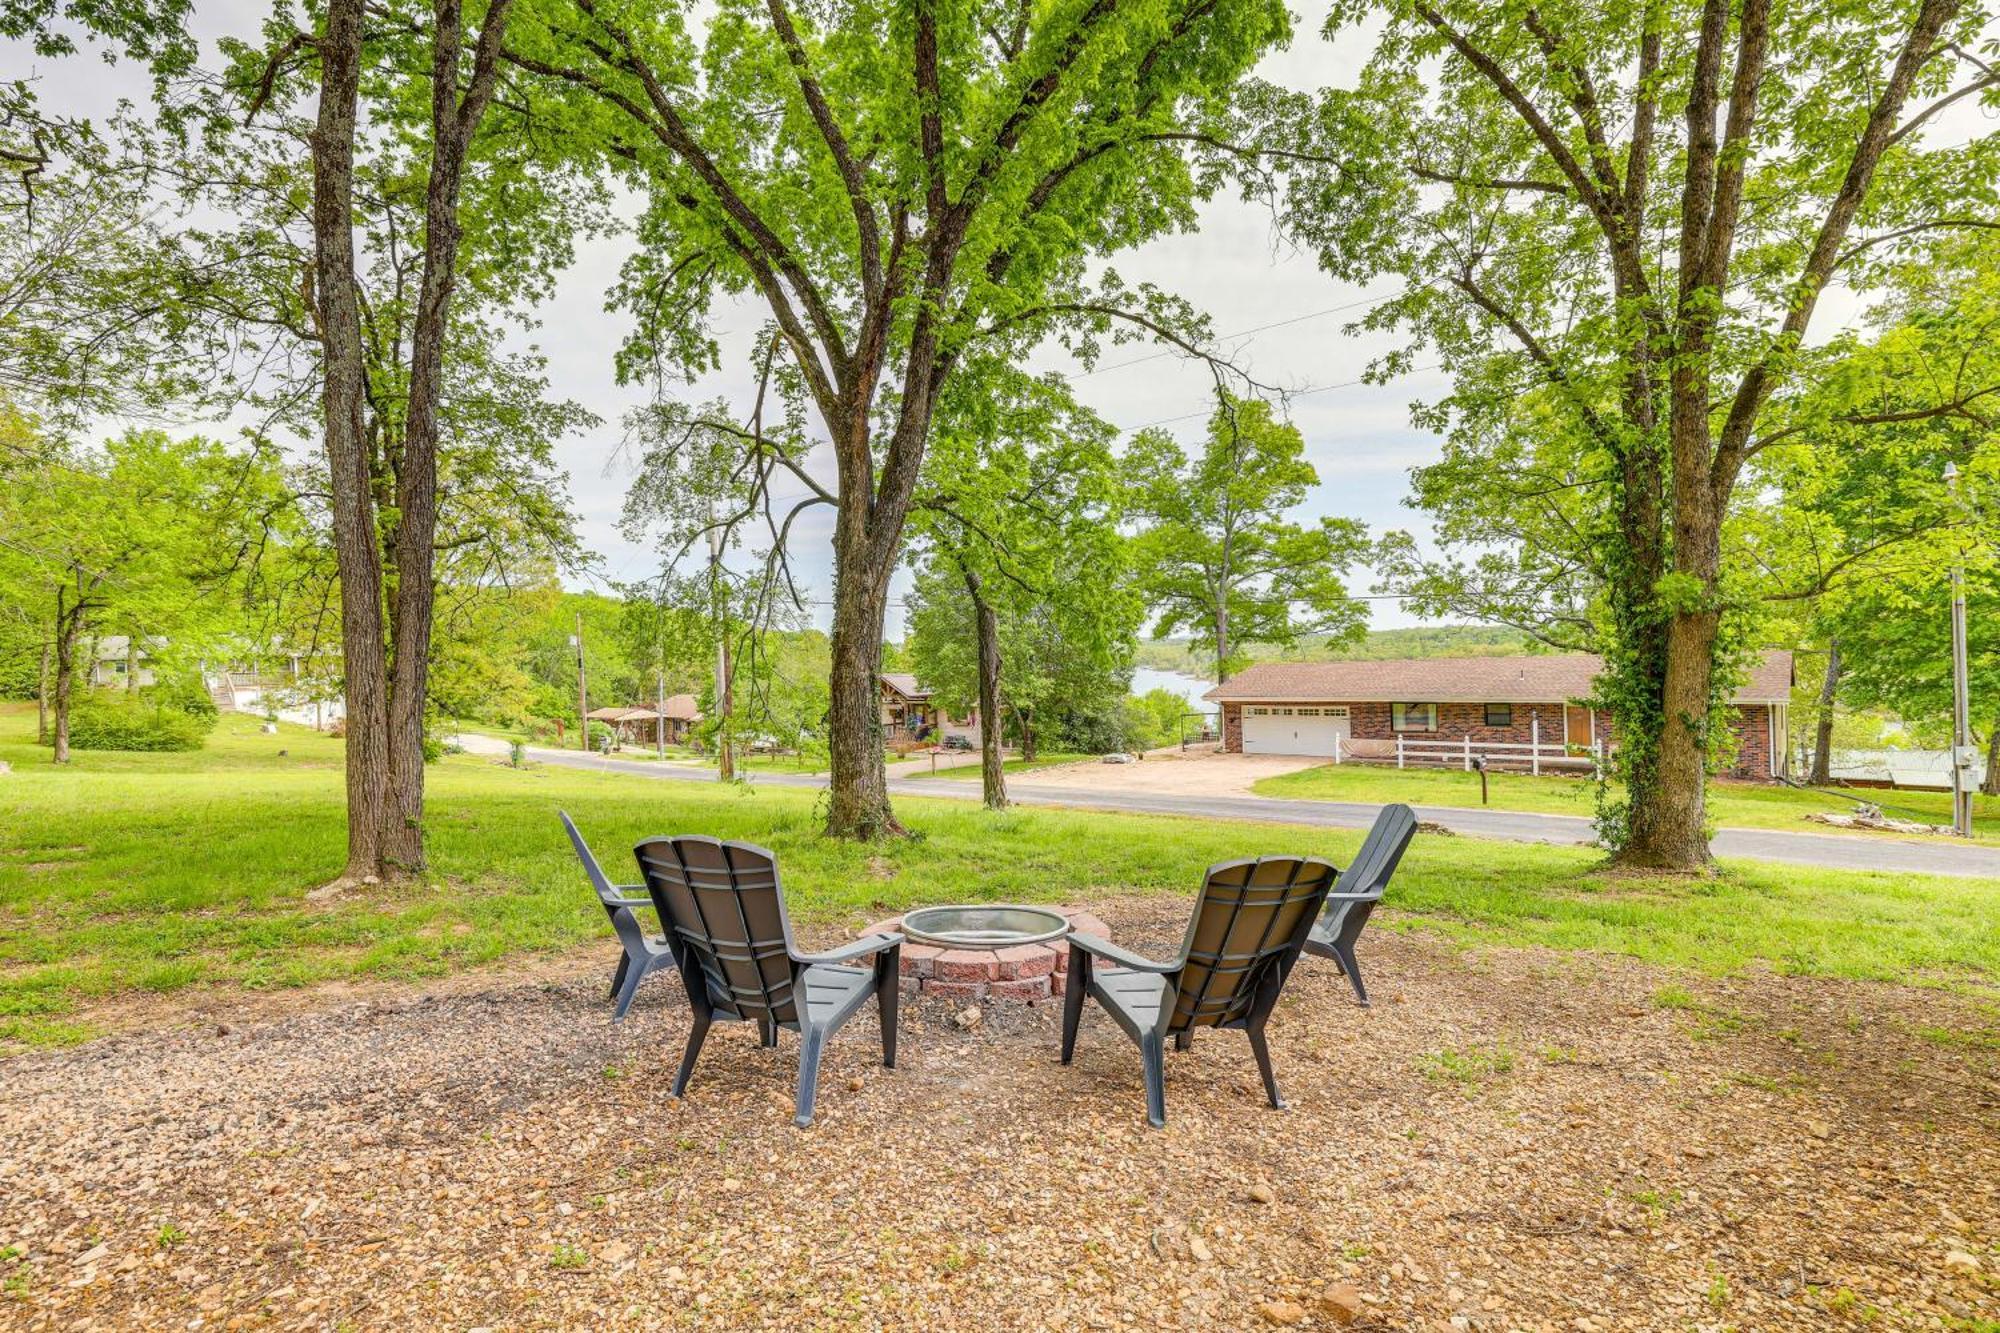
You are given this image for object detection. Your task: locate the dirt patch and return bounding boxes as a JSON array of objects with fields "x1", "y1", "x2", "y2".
[
  {"x1": 1011, "y1": 748, "x2": 1324, "y2": 797},
  {"x1": 0, "y1": 903, "x2": 1995, "y2": 1330}
]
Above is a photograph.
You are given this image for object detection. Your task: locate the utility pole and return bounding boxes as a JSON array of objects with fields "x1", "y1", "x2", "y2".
[
  {"x1": 1946, "y1": 463, "x2": 1975, "y2": 837},
  {"x1": 709, "y1": 522, "x2": 733, "y2": 780},
  {"x1": 572, "y1": 612, "x2": 588, "y2": 753}
]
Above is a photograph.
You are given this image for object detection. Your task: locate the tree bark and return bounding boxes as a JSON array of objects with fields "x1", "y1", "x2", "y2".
[
  {"x1": 1809, "y1": 639, "x2": 1841, "y2": 785},
  {"x1": 1018, "y1": 707, "x2": 1038, "y2": 763},
  {"x1": 963, "y1": 568, "x2": 1007, "y2": 809},
  {"x1": 50, "y1": 590, "x2": 78, "y2": 765},
  {"x1": 1983, "y1": 709, "x2": 2000, "y2": 798},
  {"x1": 824, "y1": 564, "x2": 896, "y2": 836},
  {"x1": 381, "y1": 0, "x2": 517, "y2": 873},
  {"x1": 1213, "y1": 603, "x2": 1231, "y2": 683},
  {"x1": 36, "y1": 636, "x2": 48, "y2": 744},
  {"x1": 311, "y1": 0, "x2": 392, "y2": 882}
]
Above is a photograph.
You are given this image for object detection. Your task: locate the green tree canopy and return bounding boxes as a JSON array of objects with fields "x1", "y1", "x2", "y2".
[{"x1": 1127, "y1": 396, "x2": 1368, "y2": 680}]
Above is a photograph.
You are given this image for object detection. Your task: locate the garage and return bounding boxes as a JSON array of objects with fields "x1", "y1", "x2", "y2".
[{"x1": 1241, "y1": 705, "x2": 1350, "y2": 757}]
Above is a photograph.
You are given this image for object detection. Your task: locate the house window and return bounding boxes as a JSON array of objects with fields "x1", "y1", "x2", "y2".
[
  {"x1": 1484, "y1": 703, "x2": 1513, "y2": 727},
  {"x1": 1296, "y1": 708, "x2": 1320, "y2": 717},
  {"x1": 1248, "y1": 706, "x2": 1268, "y2": 716},
  {"x1": 1391, "y1": 703, "x2": 1438, "y2": 732}
]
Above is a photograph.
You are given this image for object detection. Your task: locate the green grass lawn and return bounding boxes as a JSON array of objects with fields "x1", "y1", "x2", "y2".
[
  {"x1": 1253, "y1": 761, "x2": 2000, "y2": 842},
  {"x1": 4, "y1": 703, "x2": 1998, "y2": 1052},
  {"x1": 903, "y1": 752, "x2": 1090, "y2": 778}
]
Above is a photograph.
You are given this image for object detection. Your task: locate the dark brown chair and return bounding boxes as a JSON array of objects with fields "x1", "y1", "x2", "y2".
[
  {"x1": 633, "y1": 835, "x2": 902, "y2": 1127},
  {"x1": 1302, "y1": 803, "x2": 1416, "y2": 1006},
  {"x1": 1061, "y1": 855, "x2": 1337, "y2": 1128}
]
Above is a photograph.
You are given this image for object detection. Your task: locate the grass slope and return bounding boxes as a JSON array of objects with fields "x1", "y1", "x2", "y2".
[
  {"x1": 3, "y1": 704, "x2": 1997, "y2": 1051},
  {"x1": 1252, "y1": 762, "x2": 2000, "y2": 842}
]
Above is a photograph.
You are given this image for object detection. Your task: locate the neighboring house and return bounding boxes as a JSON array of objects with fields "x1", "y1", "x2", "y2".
[
  {"x1": 586, "y1": 695, "x2": 703, "y2": 746},
  {"x1": 1204, "y1": 651, "x2": 1794, "y2": 781},
  {"x1": 879, "y1": 673, "x2": 979, "y2": 745},
  {"x1": 90, "y1": 635, "x2": 163, "y2": 688}
]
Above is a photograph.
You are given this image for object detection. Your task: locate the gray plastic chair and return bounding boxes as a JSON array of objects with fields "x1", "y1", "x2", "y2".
[
  {"x1": 634, "y1": 834, "x2": 903, "y2": 1127},
  {"x1": 1303, "y1": 803, "x2": 1416, "y2": 1007},
  {"x1": 1061, "y1": 855, "x2": 1337, "y2": 1128},
  {"x1": 560, "y1": 811, "x2": 677, "y2": 1023}
]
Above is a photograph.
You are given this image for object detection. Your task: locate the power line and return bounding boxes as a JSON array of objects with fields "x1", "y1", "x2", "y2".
[
  {"x1": 1124, "y1": 362, "x2": 1444, "y2": 432},
  {"x1": 1074, "y1": 288, "x2": 1409, "y2": 380}
]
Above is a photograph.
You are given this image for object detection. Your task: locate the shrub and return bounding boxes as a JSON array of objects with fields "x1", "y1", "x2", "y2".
[
  {"x1": 147, "y1": 672, "x2": 219, "y2": 721},
  {"x1": 54, "y1": 691, "x2": 214, "y2": 752}
]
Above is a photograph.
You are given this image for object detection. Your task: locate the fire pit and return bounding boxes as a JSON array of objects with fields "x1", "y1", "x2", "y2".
[
  {"x1": 857, "y1": 905, "x2": 1112, "y2": 1003},
  {"x1": 900, "y1": 904, "x2": 1071, "y2": 948}
]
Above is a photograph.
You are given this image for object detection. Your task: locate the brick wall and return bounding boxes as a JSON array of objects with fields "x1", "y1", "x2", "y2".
[{"x1": 1221, "y1": 694, "x2": 1778, "y2": 780}]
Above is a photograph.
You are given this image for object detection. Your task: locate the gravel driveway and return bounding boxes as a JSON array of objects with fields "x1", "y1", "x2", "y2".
[{"x1": 2, "y1": 900, "x2": 1994, "y2": 1330}]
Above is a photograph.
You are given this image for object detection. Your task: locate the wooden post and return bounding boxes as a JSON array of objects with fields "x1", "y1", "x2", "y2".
[
  {"x1": 1333, "y1": 733, "x2": 1342, "y2": 765},
  {"x1": 1397, "y1": 735, "x2": 1404, "y2": 769},
  {"x1": 1531, "y1": 715, "x2": 1540, "y2": 776},
  {"x1": 1463, "y1": 735, "x2": 1472, "y2": 772}
]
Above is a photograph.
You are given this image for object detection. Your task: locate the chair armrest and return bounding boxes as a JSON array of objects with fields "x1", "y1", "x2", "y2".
[
  {"x1": 1068, "y1": 932, "x2": 1178, "y2": 973},
  {"x1": 1320, "y1": 890, "x2": 1384, "y2": 903},
  {"x1": 793, "y1": 932, "x2": 904, "y2": 966},
  {"x1": 604, "y1": 886, "x2": 655, "y2": 910}
]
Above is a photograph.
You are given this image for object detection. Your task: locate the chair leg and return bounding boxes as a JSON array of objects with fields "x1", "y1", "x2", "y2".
[
  {"x1": 759, "y1": 1014, "x2": 779, "y2": 1047},
  {"x1": 1247, "y1": 1023, "x2": 1285, "y2": 1110},
  {"x1": 1139, "y1": 1031, "x2": 1168, "y2": 1129},
  {"x1": 1060, "y1": 952, "x2": 1091, "y2": 1065},
  {"x1": 1333, "y1": 942, "x2": 1369, "y2": 1006},
  {"x1": 1174, "y1": 1030, "x2": 1192, "y2": 1052},
  {"x1": 610, "y1": 955, "x2": 647, "y2": 1023},
  {"x1": 874, "y1": 952, "x2": 899, "y2": 1069},
  {"x1": 608, "y1": 951, "x2": 631, "y2": 1000},
  {"x1": 795, "y1": 1026, "x2": 828, "y2": 1128},
  {"x1": 670, "y1": 1010, "x2": 711, "y2": 1098}
]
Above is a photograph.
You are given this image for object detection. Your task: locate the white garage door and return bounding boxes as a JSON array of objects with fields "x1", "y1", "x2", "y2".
[{"x1": 1242, "y1": 706, "x2": 1351, "y2": 756}]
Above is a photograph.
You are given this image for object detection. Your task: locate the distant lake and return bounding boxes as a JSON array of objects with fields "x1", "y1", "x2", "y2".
[{"x1": 1131, "y1": 667, "x2": 1217, "y2": 716}]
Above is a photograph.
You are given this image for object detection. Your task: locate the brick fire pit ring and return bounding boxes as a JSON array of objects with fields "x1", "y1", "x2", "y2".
[{"x1": 858, "y1": 906, "x2": 1112, "y2": 1003}]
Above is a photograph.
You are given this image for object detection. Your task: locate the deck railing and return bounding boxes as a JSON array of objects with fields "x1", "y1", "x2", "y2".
[{"x1": 1386, "y1": 729, "x2": 1604, "y2": 776}]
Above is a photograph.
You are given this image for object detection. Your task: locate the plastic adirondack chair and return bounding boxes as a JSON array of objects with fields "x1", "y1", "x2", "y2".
[
  {"x1": 560, "y1": 811, "x2": 677, "y2": 1023},
  {"x1": 633, "y1": 835, "x2": 902, "y2": 1128},
  {"x1": 1302, "y1": 803, "x2": 1417, "y2": 1007},
  {"x1": 1061, "y1": 855, "x2": 1338, "y2": 1128}
]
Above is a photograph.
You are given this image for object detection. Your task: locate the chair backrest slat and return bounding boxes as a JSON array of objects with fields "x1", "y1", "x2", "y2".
[
  {"x1": 637, "y1": 835, "x2": 799, "y2": 1025},
  {"x1": 560, "y1": 812, "x2": 652, "y2": 956},
  {"x1": 1318, "y1": 804, "x2": 1417, "y2": 949},
  {"x1": 1170, "y1": 856, "x2": 1336, "y2": 1032}
]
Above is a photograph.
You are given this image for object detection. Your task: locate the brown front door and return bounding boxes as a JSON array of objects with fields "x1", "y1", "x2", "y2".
[{"x1": 1564, "y1": 705, "x2": 1593, "y2": 748}]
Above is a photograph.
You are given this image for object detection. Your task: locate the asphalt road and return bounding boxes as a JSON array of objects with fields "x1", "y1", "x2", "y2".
[{"x1": 482, "y1": 741, "x2": 2000, "y2": 881}]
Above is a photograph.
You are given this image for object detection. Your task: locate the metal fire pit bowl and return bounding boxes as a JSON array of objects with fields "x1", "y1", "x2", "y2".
[{"x1": 899, "y1": 904, "x2": 1073, "y2": 949}]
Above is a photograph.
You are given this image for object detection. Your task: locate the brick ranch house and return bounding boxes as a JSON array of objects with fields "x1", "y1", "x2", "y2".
[
  {"x1": 1205, "y1": 651, "x2": 1794, "y2": 780},
  {"x1": 880, "y1": 673, "x2": 979, "y2": 746}
]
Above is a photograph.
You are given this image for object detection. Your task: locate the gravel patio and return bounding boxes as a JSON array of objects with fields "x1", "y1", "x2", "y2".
[{"x1": 2, "y1": 898, "x2": 1995, "y2": 1331}]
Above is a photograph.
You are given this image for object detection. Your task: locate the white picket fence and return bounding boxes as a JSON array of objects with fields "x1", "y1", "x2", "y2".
[{"x1": 1324, "y1": 718, "x2": 1604, "y2": 776}]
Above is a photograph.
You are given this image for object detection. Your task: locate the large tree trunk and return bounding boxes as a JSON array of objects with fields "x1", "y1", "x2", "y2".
[
  {"x1": 1983, "y1": 710, "x2": 2000, "y2": 798},
  {"x1": 380, "y1": 0, "x2": 515, "y2": 873},
  {"x1": 1809, "y1": 639, "x2": 1841, "y2": 786},
  {"x1": 964, "y1": 568, "x2": 1007, "y2": 810},
  {"x1": 311, "y1": 0, "x2": 393, "y2": 883},
  {"x1": 50, "y1": 593, "x2": 78, "y2": 765},
  {"x1": 824, "y1": 514, "x2": 900, "y2": 837},
  {"x1": 1018, "y1": 707, "x2": 1037, "y2": 764}
]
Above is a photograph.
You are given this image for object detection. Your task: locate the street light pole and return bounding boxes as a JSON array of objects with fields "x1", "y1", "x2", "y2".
[{"x1": 1946, "y1": 462, "x2": 1974, "y2": 838}]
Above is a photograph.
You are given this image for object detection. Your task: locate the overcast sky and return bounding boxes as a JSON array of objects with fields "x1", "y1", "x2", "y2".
[{"x1": 11, "y1": 4, "x2": 1909, "y2": 643}]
